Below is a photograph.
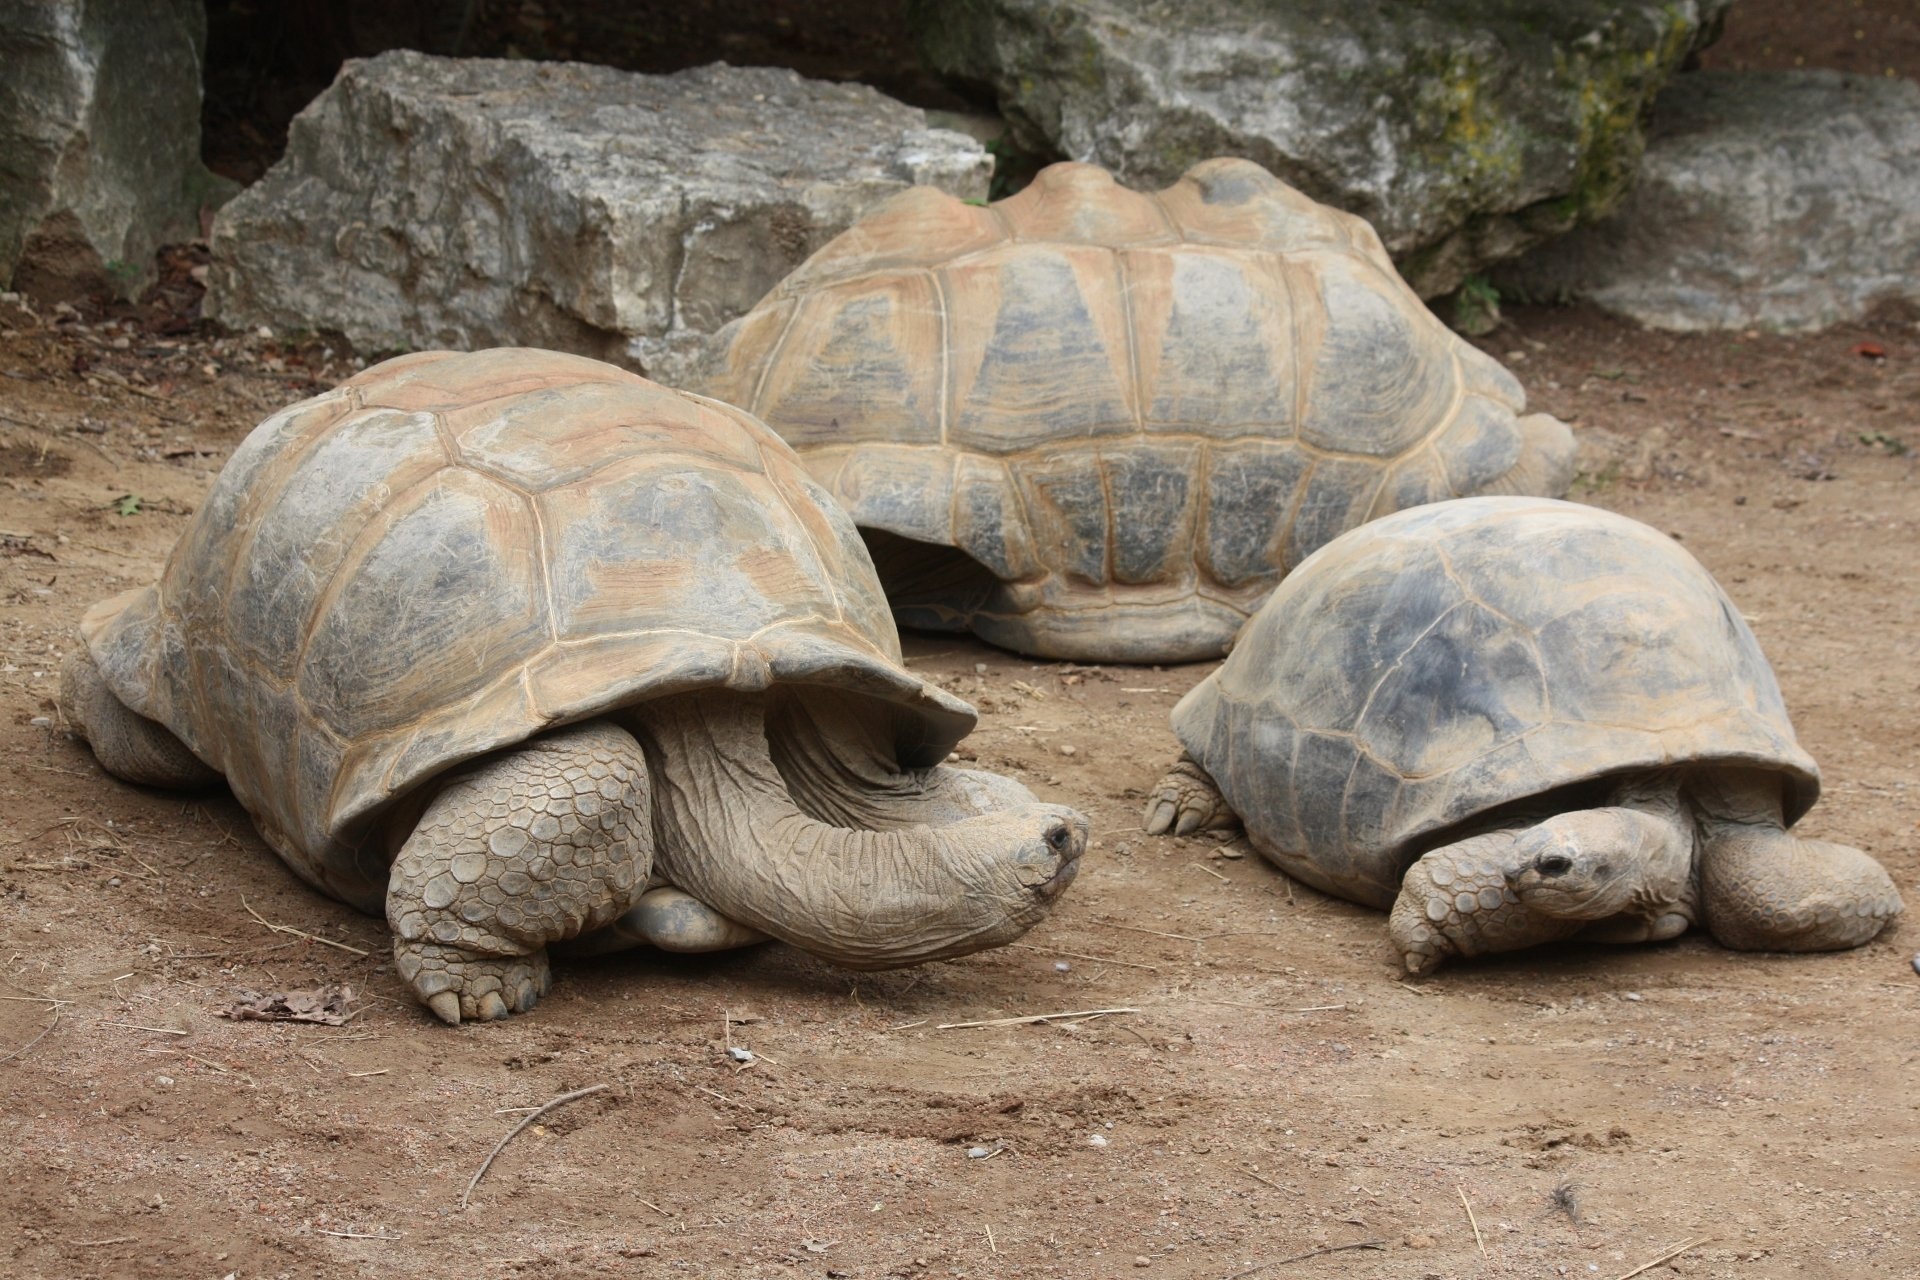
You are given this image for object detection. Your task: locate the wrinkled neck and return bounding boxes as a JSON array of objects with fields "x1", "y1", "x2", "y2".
[
  {"x1": 1608, "y1": 770, "x2": 1698, "y2": 894},
  {"x1": 1685, "y1": 766, "x2": 1788, "y2": 831},
  {"x1": 628, "y1": 692, "x2": 1032, "y2": 968}
]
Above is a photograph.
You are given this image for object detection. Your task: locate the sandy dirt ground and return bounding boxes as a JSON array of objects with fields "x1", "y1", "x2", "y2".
[{"x1": 1, "y1": 247, "x2": 1916, "y2": 1280}]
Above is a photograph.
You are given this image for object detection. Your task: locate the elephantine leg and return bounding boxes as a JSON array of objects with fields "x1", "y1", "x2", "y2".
[
  {"x1": 1143, "y1": 754, "x2": 1239, "y2": 837},
  {"x1": 631, "y1": 692, "x2": 1086, "y2": 969},
  {"x1": 1389, "y1": 830, "x2": 1585, "y2": 974},
  {"x1": 1684, "y1": 768, "x2": 1902, "y2": 952},
  {"x1": 59, "y1": 648, "x2": 219, "y2": 789},
  {"x1": 1701, "y1": 826, "x2": 1902, "y2": 951},
  {"x1": 387, "y1": 721, "x2": 653, "y2": 1024}
]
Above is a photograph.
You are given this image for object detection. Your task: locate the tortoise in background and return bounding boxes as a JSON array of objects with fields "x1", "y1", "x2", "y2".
[
  {"x1": 61, "y1": 349, "x2": 1086, "y2": 1023},
  {"x1": 1146, "y1": 497, "x2": 1902, "y2": 972},
  {"x1": 699, "y1": 158, "x2": 1574, "y2": 662}
]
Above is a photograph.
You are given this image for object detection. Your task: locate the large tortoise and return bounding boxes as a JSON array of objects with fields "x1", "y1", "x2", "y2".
[
  {"x1": 61, "y1": 349, "x2": 1087, "y2": 1024},
  {"x1": 1146, "y1": 497, "x2": 1902, "y2": 972},
  {"x1": 698, "y1": 158, "x2": 1575, "y2": 662}
]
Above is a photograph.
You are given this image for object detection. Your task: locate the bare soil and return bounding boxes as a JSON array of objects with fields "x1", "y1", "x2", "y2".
[{"x1": 1, "y1": 256, "x2": 1917, "y2": 1280}]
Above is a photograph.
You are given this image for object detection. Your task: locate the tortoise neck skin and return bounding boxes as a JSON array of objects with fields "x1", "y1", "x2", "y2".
[
  {"x1": 763, "y1": 686, "x2": 1035, "y2": 832},
  {"x1": 622, "y1": 691, "x2": 1086, "y2": 969}
]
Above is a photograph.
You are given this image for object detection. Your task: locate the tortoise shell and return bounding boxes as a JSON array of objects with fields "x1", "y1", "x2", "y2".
[
  {"x1": 1170, "y1": 497, "x2": 1819, "y2": 908},
  {"x1": 80, "y1": 349, "x2": 974, "y2": 913},
  {"x1": 700, "y1": 158, "x2": 1574, "y2": 660}
]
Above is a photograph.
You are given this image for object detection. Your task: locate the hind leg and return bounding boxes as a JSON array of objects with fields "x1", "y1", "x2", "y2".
[
  {"x1": 59, "y1": 649, "x2": 220, "y2": 789},
  {"x1": 387, "y1": 721, "x2": 653, "y2": 1024}
]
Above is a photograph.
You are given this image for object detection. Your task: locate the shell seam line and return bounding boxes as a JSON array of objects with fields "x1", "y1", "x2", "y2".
[
  {"x1": 930, "y1": 266, "x2": 952, "y2": 448},
  {"x1": 742, "y1": 428, "x2": 850, "y2": 631},
  {"x1": 748, "y1": 297, "x2": 803, "y2": 418}
]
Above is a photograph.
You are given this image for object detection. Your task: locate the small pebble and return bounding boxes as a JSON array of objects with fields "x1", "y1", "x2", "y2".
[
  {"x1": 1910, "y1": 953, "x2": 1919, "y2": 976},
  {"x1": 966, "y1": 1146, "x2": 991, "y2": 1159},
  {"x1": 154, "y1": 1074, "x2": 174, "y2": 1088},
  {"x1": 727, "y1": 1047, "x2": 754, "y2": 1063},
  {"x1": 1058, "y1": 744, "x2": 1076, "y2": 757},
  {"x1": 1623, "y1": 991, "x2": 1644, "y2": 1002},
  {"x1": 1053, "y1": 961, "x2": 1071, "y2": 973},
  {"x1": 29, "y1": 716, "x2": 50, "y2": 727},
  {"x1": 1134, "y1": 1256, "x2": 1151, "y2": 1268},
  {"x1": 973, "y1": 663, "x2": 988, "y2": 674},
  {"x1": 1087, "y1": 1133, "x2": 1108, "y2": 1147}
]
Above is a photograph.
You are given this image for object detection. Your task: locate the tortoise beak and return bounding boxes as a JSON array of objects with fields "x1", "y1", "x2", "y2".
[{"x1": 1033, "y1": 811, "x2": 1089, "y2": 901}]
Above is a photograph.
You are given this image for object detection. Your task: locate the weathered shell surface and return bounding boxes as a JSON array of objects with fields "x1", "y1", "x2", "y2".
[
  {"x1": 81, "y1": 349, "x2": 974, "y2": 912},
  {"x1": 1170, "y1": 497, "x2": 1819, "y2": 908},
  {"x1": 702, "y1": 158, "x2": 1573, "y2": 660}
]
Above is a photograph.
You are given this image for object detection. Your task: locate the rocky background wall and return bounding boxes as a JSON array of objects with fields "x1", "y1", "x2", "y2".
[{"x1": 2, "y1": 0, "x2": 1916, "y2": 357}]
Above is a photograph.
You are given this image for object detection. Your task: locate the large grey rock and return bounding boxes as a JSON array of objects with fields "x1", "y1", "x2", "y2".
[
  {"x1": 207, "y1": 52, "x2": 991, "y2": 382},
  {"x1": 910, "y1": 0, "x2": 1731, "y2": 297},
  {"x1": 0, "y1": 0, "x2": 233, "y2": 299},
  {"x1": 1498, "y1": 71, "x2": 1920, "y2": 332}
]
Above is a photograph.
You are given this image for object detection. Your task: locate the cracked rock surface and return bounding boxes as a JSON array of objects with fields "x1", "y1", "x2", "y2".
[{"x1": 206, "y1": 51, "x2": 989, "y2": 384}]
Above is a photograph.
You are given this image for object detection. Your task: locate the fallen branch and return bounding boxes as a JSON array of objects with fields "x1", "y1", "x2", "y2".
[
  {"x1": 693, "y1": 1083, "x2": 760, "y2": 1113},
  {"x1": 0, "y1": 1009, "x2": 59, "y2": 1065},
  {"x1": 1613, "y1": 1237, "x2": 1713, "y2": 1280},
  {"x1": 318, "y1": 1228, "x2": 403, "y2": 1240},
  {"x1": 1008, "y1": 942, "x2": 1160, "y2": 971},
  {"x1": 1457, "y1": 1183, "x2": 1487, "y2": 1257},
  {"x1": 1224, "y1": 1239, "x2": 1387, "y2": 1278},
  {"x1": 1106, "y1": 922, "x2": 1203, "y2": 942},
  {"x1": 241, "y1": 896, "x2": 370, "y2": 956},
  {"x1": 461, "y1": 1083, "x2": 609, "y2": 1210},
  {"x1": 937, "y1": 1007, "x2": 1139, "y2": 1030}
]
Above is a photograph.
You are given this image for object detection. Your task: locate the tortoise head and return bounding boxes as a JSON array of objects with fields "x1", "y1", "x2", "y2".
[{"x1": 1505, "y1": 807, "x2": 1688, "y2": 921}]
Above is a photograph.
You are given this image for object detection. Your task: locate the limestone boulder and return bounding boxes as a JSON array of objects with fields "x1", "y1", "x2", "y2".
[
  {"x1": 1498, "y1": 70, "x2": 1920, "y2": 331},
  {"x1": 206, "y1": 52, "x2": 990, "y2": 383},
  {"x1": 909, "y1": 0, "x2": 1731, "y2": 297},
  {"x1": 0, "y1": 0, "x2": 234, "y2": 299}
]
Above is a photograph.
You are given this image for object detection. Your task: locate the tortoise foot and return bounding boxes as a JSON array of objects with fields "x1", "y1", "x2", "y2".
[
  {"x1": 395, "y1": 942, "x2": 552, "y2": 1024},
  {"x1": 384, "y1": 721, "x2": 654, "y2": 1024},
  {"x1": 1143, "y1": 756, "x2": 1236, "y2": 837}
]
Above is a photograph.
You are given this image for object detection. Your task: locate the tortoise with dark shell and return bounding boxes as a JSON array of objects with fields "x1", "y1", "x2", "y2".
[{"x1": 1147, "y1": 497, "x2": 1902, "y2": 972}]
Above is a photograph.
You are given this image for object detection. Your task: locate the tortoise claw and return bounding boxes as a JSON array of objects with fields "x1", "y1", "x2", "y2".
[
  {"x1": 1143, "y1": 757, "x2": 1234, "y2": 838},
  {"x1": 394, "y1": 941, "x2": 551, "y2": 1024}
]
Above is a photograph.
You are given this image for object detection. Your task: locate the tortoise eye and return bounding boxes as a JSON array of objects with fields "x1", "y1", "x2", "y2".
[
  {"x1": 1045, "y1": 824, "x2": 1071, "y2": 852},
  {"x1": 1535, "y1": 853, "x2": 1574, "y2": 876}
]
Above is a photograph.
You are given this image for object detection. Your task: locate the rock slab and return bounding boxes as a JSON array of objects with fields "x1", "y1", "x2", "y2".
[
  {"x1": 1498, "y1": 70, "x2": 1920, "y2": 331},
  {"x1": 0, "y1": 0, "x2": 233, "y2": 299},
  {"x1": 910, "y1": 0, "x2": 1731, "y2": 297},
  {"x1": 207, "y1": 52, "x2": 991, "y2": 382}
]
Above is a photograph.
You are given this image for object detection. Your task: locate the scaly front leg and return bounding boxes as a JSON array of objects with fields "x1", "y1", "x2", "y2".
[{"x1": 387, "y1": 721, "x2": 653, "y2": 1024}]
